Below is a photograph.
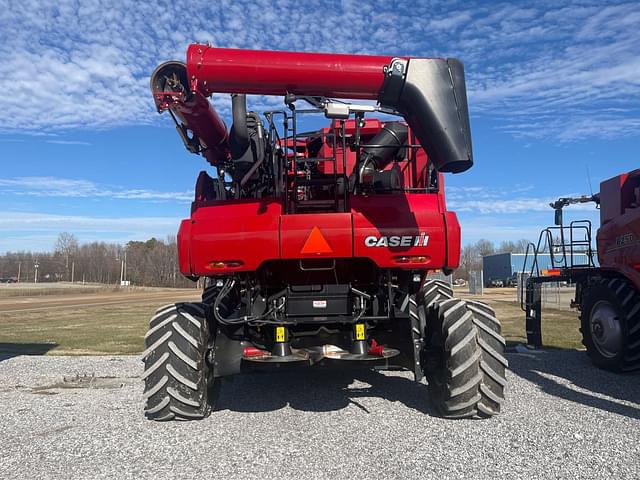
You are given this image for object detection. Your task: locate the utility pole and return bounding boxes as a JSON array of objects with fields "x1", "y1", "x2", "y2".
[
  {"x1": 71, "y1": 261, "x2": 75, "y2": 283},
  {"x1": 120, "y1": 249, "x2": 128, "y2": 286},
  {"x1": 17, "y1": 262, "x2": 21, "y2": 283},
  {"x1": 34, "y1": 260, "x2": 39, "y2": 284}
]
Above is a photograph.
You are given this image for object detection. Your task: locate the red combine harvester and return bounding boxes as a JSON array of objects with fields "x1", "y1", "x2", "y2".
[
  {"x1": 143, "y1": 45, "x2": 507, "y2": 421},
  {"x1": 523, "y1": 170, "x2": 640, "y2": 372}
]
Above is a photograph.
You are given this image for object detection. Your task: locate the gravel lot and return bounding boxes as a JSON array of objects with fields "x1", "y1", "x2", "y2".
[{"x1": 1, "y1": 350, "x2": 638, "y2": 479}]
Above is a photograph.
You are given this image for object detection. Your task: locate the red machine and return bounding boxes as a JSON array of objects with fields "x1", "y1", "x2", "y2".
[
  {"x1": 142, "y1": 45, "x2": 507, "y2": 421},
  {"x1": 523, "y1": 170, "x2": 640, "y2": 372}
]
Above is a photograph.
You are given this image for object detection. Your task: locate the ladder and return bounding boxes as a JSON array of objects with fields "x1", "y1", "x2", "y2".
[
  {"x1": 520, "y1": 221, "x2": 596, "y2": 347},
  {"x1": 265, "y1": 105, "x2": 348, "y2": 214}
]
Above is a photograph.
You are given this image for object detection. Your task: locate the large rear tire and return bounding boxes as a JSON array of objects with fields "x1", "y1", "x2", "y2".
[
  {"x1": 142, "y1": 302, "x2": 216, "y2": 421},
  {"x1": 580, "y1": 278, "x2": 640, "y2": 372},
  {"x1": 422, "y1": 298, "x2": 483, "y2": 418},
  {"x1": 420, "y1": 279, "x2": 453, "y2": 308},
  {"x1": 466, "y1": 300, "x2": 508, "y2": 416}
]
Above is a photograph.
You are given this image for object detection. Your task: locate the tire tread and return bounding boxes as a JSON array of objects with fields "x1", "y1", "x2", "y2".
[{"x1": 142, "y1": 302, "x2": 213, "y2": 421}]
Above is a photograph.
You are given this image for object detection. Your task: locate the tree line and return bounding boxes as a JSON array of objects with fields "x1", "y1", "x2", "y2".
[
  {"x1": 0, "y1": 233, "x2": 195, "y2": 288},
  {"x1": 0, "y1": 232, "x2": 531, "y2": 286}
]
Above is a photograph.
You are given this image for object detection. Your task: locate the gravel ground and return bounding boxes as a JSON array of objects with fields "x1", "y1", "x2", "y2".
[{"x1": 1, "y1": 350, "x2": 638, "y2": 479}]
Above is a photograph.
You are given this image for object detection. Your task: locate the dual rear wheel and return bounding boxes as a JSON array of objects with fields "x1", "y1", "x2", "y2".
[
  {"x1": 417, "y1": 280, "x2": 508, "y2": 418},
  {"x1": 142, "y1": 302, "x2": 219, "y2": 421},
  {"x1": 142, "y1": 281, "x2": 508, "y2": 421}
]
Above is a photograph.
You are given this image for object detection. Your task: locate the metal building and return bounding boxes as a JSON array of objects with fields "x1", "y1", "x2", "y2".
[{"x1": 482, "y1": 252, "x2": 597, "y2": 287}]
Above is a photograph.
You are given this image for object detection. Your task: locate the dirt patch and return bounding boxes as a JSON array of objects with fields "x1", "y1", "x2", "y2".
[{"x1": 28, "y1": 373, "x2": 138, "y2": 395}]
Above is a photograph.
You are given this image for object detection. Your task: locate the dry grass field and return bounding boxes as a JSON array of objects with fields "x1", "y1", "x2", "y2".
[
  {"x1": 0, "y1": 283, "x2": 583, "y2": 355},
  {"x1": 0, "y1": 283, "x2": 200, "y2": 355},
  {"x1": 459, "y1": 287, "x2": 583, "y2": 350}
]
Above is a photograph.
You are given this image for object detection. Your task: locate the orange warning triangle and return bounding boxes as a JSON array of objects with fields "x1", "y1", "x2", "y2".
[{"x1": 301, "y1": 226, "x2": 333, "y2": 255}]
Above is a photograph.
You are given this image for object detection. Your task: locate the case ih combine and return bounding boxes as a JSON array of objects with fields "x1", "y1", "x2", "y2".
[
  {"x1": 142, "y1": 45, "x2": 507, "y2": 421},
  {"x1": 523, "y1": 170, "x2": 640, "y2": 372}
]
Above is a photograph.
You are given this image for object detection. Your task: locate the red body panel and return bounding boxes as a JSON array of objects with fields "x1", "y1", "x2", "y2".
[
  {"x1": 444, "y1": 212, "x2": 462, "y2": 269},
  {"x1": 186, "y1": 200, "x2": 282, "y2": 274},
  {"x1": 179, "y1": 193, "x2": 460, "y2": 276},
  {"x1": 597, "y1": 170, "x2": 640, "y2": 291},
  {"x1": 281, "y1": 214, "x2": 353, "y2": 259},
  {"x1": 351, "y1": 195, "x2": 448, "y2": 268},
  {"x1": 177, "y1": 219, "x2": 192, "y2": 275},
  {"x1": 187, "y1": 45, "x2": 398, "y2": 99}
]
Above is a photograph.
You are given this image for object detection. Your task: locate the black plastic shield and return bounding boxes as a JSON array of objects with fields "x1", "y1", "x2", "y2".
[{"x1": 380, "y1": 58, "x2": 473, "y2": 173}]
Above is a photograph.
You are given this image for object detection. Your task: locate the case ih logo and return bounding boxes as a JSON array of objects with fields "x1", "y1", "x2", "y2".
[{"x1": 365, "y1": 233, "x2": 430, "y2": 247}]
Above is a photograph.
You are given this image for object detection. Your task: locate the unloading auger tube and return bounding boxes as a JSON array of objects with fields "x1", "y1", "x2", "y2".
[{"x1": 151, "y1": 44, "x2": 473, "y2": 174}]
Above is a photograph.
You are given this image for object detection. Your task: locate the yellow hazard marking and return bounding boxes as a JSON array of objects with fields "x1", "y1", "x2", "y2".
[
  {"x1": 355, "y1": 323, "x2": 366, "y2": 341},
  {"x1": 276, "y1": 326, "x2": 286, "y2": 343}
]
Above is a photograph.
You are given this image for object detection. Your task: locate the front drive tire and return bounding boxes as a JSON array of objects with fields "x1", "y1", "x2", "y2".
[{"x1": 142, "y1": 302, "x2": 216, "y2": 421}]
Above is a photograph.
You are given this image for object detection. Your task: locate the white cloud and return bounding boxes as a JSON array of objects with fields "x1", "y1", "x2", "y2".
[
  {"x1": 449, "y1": 197, "x2": 596, "y2": 215},
  {"x1": 0, "y1": 211, "x2": 177, "y2": 232},
  {"x1": 0, "y1": 212, "x2": 179, "y2": 253},
  {"x1": 445, "y1": 184, "x2": 598, "y2": 214},
  {"x1": 459, "y1": 216, "x2": 545, "y2": 245},
  {"x1": 46, "y1": 140, "x2": 92, "y2": 146},
  {"x1": 457, "y1": 208, "x2": 601, "y2": 246},
  {"x1": 0, "y1": 1, "x2": 637, "y2": 141},
  {"x1": 0, "y1": 176, "x2": 193, "y2": 202}
]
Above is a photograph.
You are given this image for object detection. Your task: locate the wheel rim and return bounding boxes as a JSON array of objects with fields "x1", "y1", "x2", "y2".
[{"x1": 589, "y1": 300, "x2": 623, "y2": 359}]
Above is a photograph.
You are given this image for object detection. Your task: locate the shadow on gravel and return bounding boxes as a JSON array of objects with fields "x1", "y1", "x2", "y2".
[
  {"x1": 215, "y1": 368, "x2": 438, "y2": 415},
  {"x1": 0, "y1": 342, "x2": 57, "y2": 363},
  {"x1": 508, "y1": 349, "x2": 640, "y2": 420}
]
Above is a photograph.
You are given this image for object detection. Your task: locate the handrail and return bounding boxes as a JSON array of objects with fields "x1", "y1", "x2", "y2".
[{"x1": 519, "y1": 220, "x2": 595, "y2": 311}]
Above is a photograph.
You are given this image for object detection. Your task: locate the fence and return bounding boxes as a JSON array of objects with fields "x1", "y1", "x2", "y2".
[{"x1": 468, "y1": 271, "x2": 483, "y2": 295}]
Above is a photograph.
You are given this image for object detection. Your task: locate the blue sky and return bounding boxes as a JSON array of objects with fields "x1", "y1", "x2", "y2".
[{"x1": 0, "y1": 0, "x2": 638, "y2": 253}]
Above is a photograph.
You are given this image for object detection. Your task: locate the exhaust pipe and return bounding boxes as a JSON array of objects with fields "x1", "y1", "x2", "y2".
[{"x1": 230, "y1": 94, "x2": 249, "y2": 152}]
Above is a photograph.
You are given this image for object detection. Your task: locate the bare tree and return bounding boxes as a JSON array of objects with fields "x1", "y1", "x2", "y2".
[
  {"x1": 476, "y1": 239, "x2": 495, "y2": 257},
  {"x1": 515, "y1": 238, "x2": 532, "y2": 253},
  {"x1": 1, "y1": 235, "x2": 193, "y2": 287},
  {"x1": 54, "y1": 232, "x2": 79, "y2": 281},
  {"x1": 498, "y1": 240, "x2": 517, "y2": 253}
]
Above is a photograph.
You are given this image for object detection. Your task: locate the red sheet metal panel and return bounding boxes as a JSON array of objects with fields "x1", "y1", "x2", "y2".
[
  {"x1": 351, "y1": 194, "x2": 449, "y2": 269},
  {"x1": 280, "y1": 213, "x2": 353, "y2": 259},
  {"x1": 179, "y1": 192, "x2": 454, "y2": 274},
  {"x1": 177, "y1": 219, "x2": 193, "y2": 276},
  {"x1": 184, "y1": 200, "x2": 282, "y2": 275}
]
